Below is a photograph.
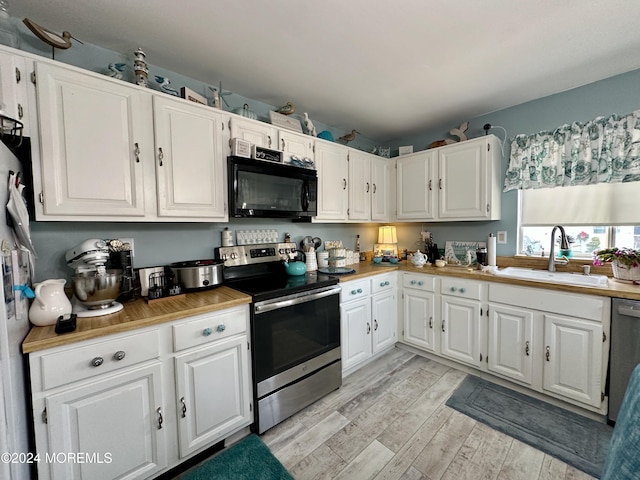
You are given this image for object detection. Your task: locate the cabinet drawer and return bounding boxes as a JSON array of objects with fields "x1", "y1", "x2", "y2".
[
  {"x1": 173, "y1": 305, "x2": 249, "y2": 352},
  {"x1": 40, "y1": 330, "x2": 159, "y2": 390},
  {"x1": 340, "y1": 279, "x2": 371, "y2": 303},
  {"x1": 402, "y1": 273, "x2": 435, "y2": 292},
  {"x1": 440, "y1": 277, "x2": 482, "y2": 300},
  {"x1": 371, "y1": 273, "x2": 395, "y2": 295}
]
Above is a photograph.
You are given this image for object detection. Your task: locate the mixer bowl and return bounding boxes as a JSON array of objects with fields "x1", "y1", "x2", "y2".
[{"x1": 73, "y1": 269, "x2": 123, "y2": 309}]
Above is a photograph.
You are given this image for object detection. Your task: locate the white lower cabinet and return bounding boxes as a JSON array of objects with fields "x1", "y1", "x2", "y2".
[
  {"x1": 400, "y1": 273, "x2": 610, "y2": 414},
  {"x1": 440, "y1": 277, "x2": 485, "y2": 369},
  {"x1": 28, "y1": 305, "x2": 252, "y2": 480},
  {"x1": 45, "y1": 362, "x2": 166, "y2": 480},
  {"x1": 340, "y1": 273, "x2": 397, "y2": 374},
  {"x1": 402, "y1": 273, "x2": 438, "y2": 353},
  {"x1": 174, "y1": 336, "x2": 251, "y2": 457}
]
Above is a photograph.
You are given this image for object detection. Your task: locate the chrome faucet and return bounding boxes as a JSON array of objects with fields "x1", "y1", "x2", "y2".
[{"x1": 548, "y1": 225, "x2": 570, "y2": 272}]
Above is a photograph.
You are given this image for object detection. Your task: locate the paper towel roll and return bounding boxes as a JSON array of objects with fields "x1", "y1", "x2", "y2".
[{"x1": 488, "y1": 233, "x2": 497, "y2": 267}]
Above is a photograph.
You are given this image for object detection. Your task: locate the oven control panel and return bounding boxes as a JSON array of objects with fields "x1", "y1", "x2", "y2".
[{"x1": 217, "y1": 243, "x2": 298, "y2": 267}]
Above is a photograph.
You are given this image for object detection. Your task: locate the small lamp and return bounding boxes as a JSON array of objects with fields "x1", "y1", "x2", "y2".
[{"x1": 375, "y1": 225, "x2": 398, "y2": 261}]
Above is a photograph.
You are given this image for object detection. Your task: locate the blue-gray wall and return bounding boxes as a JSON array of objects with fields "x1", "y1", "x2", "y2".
[{"x1": 7, "y1": 18, "x2": 640, "y2": 282}]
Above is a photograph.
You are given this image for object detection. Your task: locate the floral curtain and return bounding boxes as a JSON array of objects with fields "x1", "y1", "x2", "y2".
[{"x1": 503, "y1": 110, "x2": 640, "y2": 191}]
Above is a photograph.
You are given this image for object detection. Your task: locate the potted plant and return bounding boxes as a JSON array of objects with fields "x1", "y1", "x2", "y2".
[{"x1": 593, "y1": 247, "x2": 640, "y2": 283}]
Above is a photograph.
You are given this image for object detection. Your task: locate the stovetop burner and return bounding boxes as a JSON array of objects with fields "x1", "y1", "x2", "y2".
[{"x1": 225, "y1": 272, "x2": 338, "y2": 302}]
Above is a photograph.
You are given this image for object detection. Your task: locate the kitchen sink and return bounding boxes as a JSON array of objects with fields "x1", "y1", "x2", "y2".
[{"x1": 496, "y1": 267, "x2": 609, "y2": 287}]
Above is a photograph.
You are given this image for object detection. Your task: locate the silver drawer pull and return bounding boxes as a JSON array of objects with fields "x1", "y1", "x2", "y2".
[
  {"x1": 91, "y1": 357, "x2": 104, "y2": 367},
  {"x1": 180, "y1": 397, "x2": 187, "y2": 418},
  {"x1": 113, "y1": 351, "x2": 126, "y2": 361}
]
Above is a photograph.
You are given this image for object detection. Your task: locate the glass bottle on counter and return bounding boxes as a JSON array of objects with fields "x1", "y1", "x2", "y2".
[{"x1": 355, "y1": 234, "x2": 362, "y2": 261}]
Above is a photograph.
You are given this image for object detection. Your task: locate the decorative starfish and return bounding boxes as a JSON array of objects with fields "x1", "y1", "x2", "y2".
[
  {"x1": 208, "y1": 81, "x2": 232, "y2": 109},
  {"x1": 107, "y1": 63, "x2": 126, "y2": 80}
]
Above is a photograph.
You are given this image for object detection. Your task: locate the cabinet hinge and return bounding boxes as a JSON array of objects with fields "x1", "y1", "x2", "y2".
[
  {"x1": 487, "y1": 143, "x2": 490, "y2": 152},
  {"x1": 479, "y1": 353, "x2": 483, "y2": 362},
  {"x1": 486, "y1": 204, "x2": 490, "y2": 213},
  {"x1": 249, "y1": 403, "x2": 253, "y2": 412},
  {"x1": 30, "y1": 71, "x2": 36, "y2": 85},
  {"x1": 15, "y1": 67, "x2": 21, "y2": 83},
  {"x1": 601, "y1": 392, "x2": 605, "y2": 402},
  {"x1": 42, "y1": 408, "x2": 47, "y2": 424},
  {"x1": 486, "y1": 355, "x2": 488, "y2": 363},
  {"x1": 480, "y1": 308, "x2": 483, "y2": 316},
  {"x1": 39, "y1": 192, "x2": 44, "y2": 204},
  {"x1": 221, "y1": 122, "x2": 224, "y2": 131},
  {"x1": 247, "y1": 341, "x2": 250, "y2": 350},
  {"x1": 228, "y1": 119, "x2": 231, "y2": 130},
  {"x1": 603, "y1": 332, "x2": 606, "y2": 342}
]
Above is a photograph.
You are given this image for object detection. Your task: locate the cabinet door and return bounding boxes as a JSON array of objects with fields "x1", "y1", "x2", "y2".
[
  {"x1": 370, "y1": 156, "x2": 390, "y2": 221},
  {"x1": 441, "y1": 296, "x2": 482, "y2": 368},
  {"x1": 438, "y1": 139, "x2": 488, "y2": 219},
  {"x1": 372, "y1": 291, "x2": 396, "y2": 352},
  {"x1": 314, "y1": 141, "x2": 348, "y2": 221},
  {"x1": 396, "y1": 151, "x2": 436, "y2": 220},
  {"x1": 340, "y1": 297, "x2": 372, "y2": 371},
  {"x1": 229, "y1": 117, "x2": 276, "y2": 149},
  {"x1": 0, "y1": 51, "x2": 31, "y2": 135},
  {"x1": 153, "y1": 96, "x2": 227, "y2": 219},
  {"x1": 488, "y1": 304, "x2": 534, "y2": 386},
  {"x1": 45, "y1": 362, "x2": 166, "y2": 480},
  {"x1": 279, "y1": 130, "x2": 314, "y2": 161},
  {"x1": 403, "y1": 289, "x2": 437, "y2": 352},
  {"x1": 348, "y1": 150, "x2": 371, "y2": 220},
  {"x1": 36, "y1": 62, "x2": 147, "y2": 217},
  {"x1": 543, "y1": 314, "x2": 603, "y2": 408},
  {"x1": 175, "y1": 335, "x2": 252, "y2": 457}
]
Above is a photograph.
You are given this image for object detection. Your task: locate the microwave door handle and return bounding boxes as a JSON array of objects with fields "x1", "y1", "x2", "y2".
[{"x1": 302, "y1": 182, "x2": 310, "y2": 211}]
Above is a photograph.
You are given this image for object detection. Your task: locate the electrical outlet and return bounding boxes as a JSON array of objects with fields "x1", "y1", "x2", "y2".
[{"x1": 497, "y1": 231, "x2": 507, "y2": 244}]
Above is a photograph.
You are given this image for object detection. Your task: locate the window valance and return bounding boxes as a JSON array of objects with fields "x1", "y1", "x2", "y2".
[{"x1": 504, "y1": 110, "x2": 640, "y2": 191}]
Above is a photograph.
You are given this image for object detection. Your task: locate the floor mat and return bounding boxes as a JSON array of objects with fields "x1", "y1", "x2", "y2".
[{"x1": 446, "y1": 375, "x2": 613, "y2": 478}]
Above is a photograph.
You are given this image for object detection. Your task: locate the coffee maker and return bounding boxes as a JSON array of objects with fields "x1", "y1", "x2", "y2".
[{"x1": 105, "y1": 239, "x2": 135, "y2": 302}]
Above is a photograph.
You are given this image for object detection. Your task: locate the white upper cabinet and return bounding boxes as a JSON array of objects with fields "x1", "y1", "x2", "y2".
[
  {"x1": 396, "y1": 150, "x2": 436, "y2": 220},
  {"x1": 278, "y1": 129, "x2": 314, "y2": 162},
  {"x1": 396, "y1": 135, "x2": 502, "y2": 221},
  {"x1": 152, "y1": 95, "x2": 227, "y2": 219},
  {"x1": 347, "y1": 149, "x2": 371, "y2": 221},
  {"x1": 229, "y1": 117, "x2": 276, "y2": 149},
  {"x1": 370, "y1": 156, "x2": 391, "y2": 221},
  {"x1": 0, "y1": 50, "x2": 32, "y2": 135},
  {"x1": 32, "y1": 60, "x2": 230, "y2": 222},
  {"x1": 314, "y1": 140, "x2": 349, "y2": 221},
  {"x1": 35, "y1": 62, "x2": 147, "y2": 218}
]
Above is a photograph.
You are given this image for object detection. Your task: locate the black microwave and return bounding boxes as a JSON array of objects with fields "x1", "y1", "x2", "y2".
[{"x1": 228, "y1": 156, "x2": 318, "y2": 219}]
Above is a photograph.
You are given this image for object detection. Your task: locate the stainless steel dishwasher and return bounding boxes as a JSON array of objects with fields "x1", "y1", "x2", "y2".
[{"x1": 609, "y1": 298, "x2": 640, "y2": 423}]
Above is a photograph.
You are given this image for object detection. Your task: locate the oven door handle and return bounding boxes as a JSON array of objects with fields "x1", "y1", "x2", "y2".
[{"x1": 255, "y1": 285, "x2": 341, "y2": 314}]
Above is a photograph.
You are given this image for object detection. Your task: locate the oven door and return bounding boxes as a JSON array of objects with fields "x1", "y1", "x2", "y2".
[{"x1": 252, "y1": 285, "x2": 341, "y2": 388}]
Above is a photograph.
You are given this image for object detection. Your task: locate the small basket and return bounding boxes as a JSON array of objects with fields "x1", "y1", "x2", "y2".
[{"x1": 612, "y1": 261, "x2": 640, "y2": 282}]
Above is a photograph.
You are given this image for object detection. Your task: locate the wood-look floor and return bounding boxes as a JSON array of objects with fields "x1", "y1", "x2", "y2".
[{"x1": 261, "y1": 348, "x2": 596, "y2": 480}]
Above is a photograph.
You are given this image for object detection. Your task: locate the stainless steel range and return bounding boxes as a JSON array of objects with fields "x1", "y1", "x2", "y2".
[{"x1": 216, "y1": 242, "x2": 341, "y2": 434}]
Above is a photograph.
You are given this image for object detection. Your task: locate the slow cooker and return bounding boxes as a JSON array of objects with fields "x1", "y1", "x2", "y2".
[{"x1": 169, "y1": 259, "x2": 223, "y2": 290}]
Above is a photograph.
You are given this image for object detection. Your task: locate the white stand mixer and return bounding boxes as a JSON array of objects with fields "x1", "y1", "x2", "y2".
[{"x1": 65, "y1": 239, "x2": 124, "y2": 317}]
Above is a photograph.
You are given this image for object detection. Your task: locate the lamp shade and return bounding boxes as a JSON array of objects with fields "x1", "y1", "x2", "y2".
[{"x1": 378, "y1": 226, "x2": 397, "y2": 244}]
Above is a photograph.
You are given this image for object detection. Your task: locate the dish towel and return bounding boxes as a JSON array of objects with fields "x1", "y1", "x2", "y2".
[{"x1": 601, "y1": 363, "x2": 640, "y2": 479}]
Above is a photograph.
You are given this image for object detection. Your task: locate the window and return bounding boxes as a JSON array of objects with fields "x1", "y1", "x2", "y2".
[
  {"x1": 518, "y1": 183, "x2": 640, "y2": 257},
  {"x1": 520, "y1": 225, "x2": 638, "y2": 258}
]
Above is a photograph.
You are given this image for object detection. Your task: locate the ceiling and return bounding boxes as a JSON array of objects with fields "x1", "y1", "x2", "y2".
[{"x1": 12, "y1": 0, "x2": 640, "y2": 141}]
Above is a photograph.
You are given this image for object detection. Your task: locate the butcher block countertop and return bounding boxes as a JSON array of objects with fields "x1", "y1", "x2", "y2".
[
  {"x1": 338, "y1": 256, "x2": 640, "y2": 301},
  {"x1": 22, "y1": 286, "x2": 251, "y2": 354},
  {"x1": 23, "y1": 256, "x2": 640, "y2": 354}
]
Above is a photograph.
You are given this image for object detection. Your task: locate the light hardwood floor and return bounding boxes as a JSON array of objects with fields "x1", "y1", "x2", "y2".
[{"x1": 261, "y1": 348, "x2": 596, "y2": 480}]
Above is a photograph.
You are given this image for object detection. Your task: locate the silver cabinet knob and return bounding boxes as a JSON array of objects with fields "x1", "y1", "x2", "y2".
[
  {"x1": 91, "y1": 357, "x2": 104, "y2": 367},
  {"x1": 113, "y1": 351, "x2": 126, "y2": 361}
]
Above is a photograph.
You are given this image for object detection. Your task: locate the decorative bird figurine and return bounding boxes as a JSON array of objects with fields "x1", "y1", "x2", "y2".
[
  {"x1": 339, "y1": 129, "x2": 360, "y2": 144},
  {"x1": 154, "y1": 76, "x2": 179, "y2": 96},
  {"x1": 276, "y1": 102, "x2": 295, "y2": 115},
  {"x1": 107, "y1": 62, "x2": 126, "y2": 80},
  {"x1": 450, "y1": 121, "x2": 469, "y2": 142},
  {"x1": 303, "y1": 112, "x2": 317, "y2": 137}
]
